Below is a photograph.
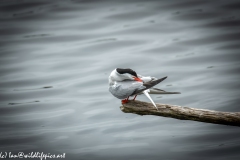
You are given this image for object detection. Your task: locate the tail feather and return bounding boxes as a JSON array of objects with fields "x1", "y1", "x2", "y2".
[
  {"x1": 143, "y1": 90, "x2": 158, "y2": 110},
  {"x1": 149, "y1": 88, "x2": 181, "y2": 94}
]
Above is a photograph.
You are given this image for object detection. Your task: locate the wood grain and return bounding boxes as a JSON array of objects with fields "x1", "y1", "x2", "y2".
[{"x1": 120, "y1": 100, "x2": 240, "y2": 127}]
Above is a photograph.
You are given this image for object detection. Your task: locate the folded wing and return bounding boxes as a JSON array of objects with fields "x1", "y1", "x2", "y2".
[
  {"x1": 109, "y1": 80, "x2": 144, "y2": 99},
  {"x1": 148, "y1": 88, "x2": 181, "y2": 94},
  {"x1": 131, "y1": 76, "x2": 167, "y2": 96}
]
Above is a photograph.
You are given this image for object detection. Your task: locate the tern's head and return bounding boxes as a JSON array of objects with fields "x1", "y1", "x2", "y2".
[{"x1": 109, "y1": 68, "x2": 142, "y2": 82}]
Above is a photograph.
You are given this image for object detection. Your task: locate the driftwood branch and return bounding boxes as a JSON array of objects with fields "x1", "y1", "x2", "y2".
[{"x1": 120, "y1": 100, "x2": 240, "y2": 127}]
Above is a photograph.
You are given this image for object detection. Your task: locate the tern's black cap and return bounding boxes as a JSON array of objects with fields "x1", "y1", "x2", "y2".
[{"x1": 116, "y1": 68, "x2": 138, "y2": 77}]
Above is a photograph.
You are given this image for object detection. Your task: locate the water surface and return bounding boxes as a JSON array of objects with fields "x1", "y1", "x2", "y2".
[{"x1": 0, "y1": 0, "x2": 240, "y2": 159}]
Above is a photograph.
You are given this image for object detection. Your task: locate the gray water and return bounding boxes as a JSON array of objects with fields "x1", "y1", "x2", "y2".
[{"x1": 1, "y1": 0, "x2": 240, "y2": 159}]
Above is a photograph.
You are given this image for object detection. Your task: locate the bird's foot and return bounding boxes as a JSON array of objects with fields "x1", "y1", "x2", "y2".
[
  {"x1": 122, "y1": 96, "x2": 130, "y2": 104},
  {"x1": 121, "y1": 99, "x2": 129, "y2": 104}
]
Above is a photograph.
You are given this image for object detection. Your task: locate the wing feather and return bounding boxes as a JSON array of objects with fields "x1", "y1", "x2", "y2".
[
  {"x1": 131, "y1": 76, "x2": 167, "y2": 96},
  {"x1": 109, "y1": 80, "x2": 144, "y2": 99}
]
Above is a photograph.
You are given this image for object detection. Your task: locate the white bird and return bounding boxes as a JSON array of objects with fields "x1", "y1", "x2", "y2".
[{"x1": 108, "y1": 68, "x2": 180, "y2": 110}]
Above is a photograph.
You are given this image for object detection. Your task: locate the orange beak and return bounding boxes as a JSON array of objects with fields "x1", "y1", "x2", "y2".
[{"x1": 134, "y1": 77, "x2": 142, "y2": 82}]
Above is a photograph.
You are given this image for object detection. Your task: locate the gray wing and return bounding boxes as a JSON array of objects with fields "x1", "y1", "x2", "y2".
[
  {"x1": 131, "y1": 76, "x2": 167, "y2": 96},
  {"x1": 109, "y1": 80, "x2": 145, "y2": 99},
  {"x1": 148, "y1": 88, "x2": 181, "y2": 94}
]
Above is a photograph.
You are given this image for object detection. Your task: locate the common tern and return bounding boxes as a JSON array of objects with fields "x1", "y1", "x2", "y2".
[{"x1": 108, "y1": 68, "x2": 180, "y2": 110}]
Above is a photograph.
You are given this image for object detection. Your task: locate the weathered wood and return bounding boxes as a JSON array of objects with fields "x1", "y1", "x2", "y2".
[{"x1": 120, "y1": 100, "x2": 240, "y2": 127}]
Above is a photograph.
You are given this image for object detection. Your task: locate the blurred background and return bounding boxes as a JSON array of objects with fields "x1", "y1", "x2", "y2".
[{"x1": 0, "y1": 0, "x2": 240, "y2": 159}]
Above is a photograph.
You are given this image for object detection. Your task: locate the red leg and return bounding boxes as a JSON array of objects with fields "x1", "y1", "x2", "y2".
[
  {"x1": 133, "y1": 95, "x2": 137, "y2": 101},
  {"x1": 121, "y1": 96, "x2": 129, "y2": 104}
]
